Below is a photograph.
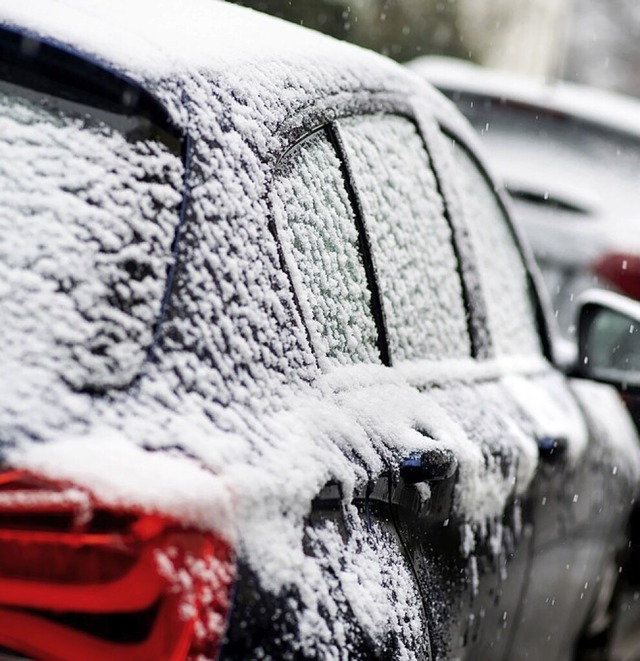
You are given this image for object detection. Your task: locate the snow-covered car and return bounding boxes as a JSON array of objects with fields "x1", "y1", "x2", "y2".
[
  {"x1": 409, "y1": 56, "x2": 640, "y2": 347},
  {"x1": 1, "y1": 3, "x2": 639, "y2": 661}
]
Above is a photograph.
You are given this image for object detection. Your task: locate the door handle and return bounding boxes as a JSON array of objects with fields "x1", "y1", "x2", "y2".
[
  {"x1": 537, "y1": 435, "x2": 568, "y2": 461},
  {"x1": 400, "y1": 448, "x2": 458, "y2": 485}
]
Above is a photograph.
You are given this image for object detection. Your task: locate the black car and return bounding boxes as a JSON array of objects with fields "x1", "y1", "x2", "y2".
[{"x1": 0, "y1": 2, "x2": 639, "y2": 661}]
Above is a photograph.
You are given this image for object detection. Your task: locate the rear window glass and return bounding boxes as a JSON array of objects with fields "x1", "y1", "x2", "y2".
[{"x1": 0, "y1": 80, "x2": 184, "y2": 390}]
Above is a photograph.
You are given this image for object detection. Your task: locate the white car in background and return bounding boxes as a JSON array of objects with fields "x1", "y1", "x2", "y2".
[{"x1": 410, "y1": 56, "x2": 640, "y2": 344}]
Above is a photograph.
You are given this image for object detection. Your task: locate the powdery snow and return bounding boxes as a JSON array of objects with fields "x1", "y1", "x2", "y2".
[
  {"x1": 0, "y1": 0, "x2": 403, "y2": 82},
  {"x1": 0, "y1": 85, "x2": 183, "y2": 430},
  {"x1": 272, "y1": 132, "x2": 380, "y2": 366},
  {"x1": 1, "y1": 2, "x2": 639, "y2": 659},
  {"x1": 445, "y1": 137, "x2": 542, "y2": 357},
  {"x1": 338, "y1": 115, "x2": 471, "y2": 362}
]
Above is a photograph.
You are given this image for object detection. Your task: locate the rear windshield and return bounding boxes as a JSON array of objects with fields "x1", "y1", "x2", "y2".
[{"x1": 0, "y1": 79, "x2": 184, "y2": 391}]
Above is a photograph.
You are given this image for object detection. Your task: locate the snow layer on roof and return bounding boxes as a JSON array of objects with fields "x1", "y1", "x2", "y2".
[{"x1": 0, "y1": 0, "x2": 405, "y2": 85}]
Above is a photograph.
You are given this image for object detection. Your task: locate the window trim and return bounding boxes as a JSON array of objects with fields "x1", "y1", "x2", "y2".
[
  {"x1": 329, "y1": 120, "x2": 391, "y2": 367},
  {"x1": 412, "y1": 113, "x2": 489, "y2": 360},
  {"x1": 269, "y1": 125, "x2": 327, "y2": 370}
]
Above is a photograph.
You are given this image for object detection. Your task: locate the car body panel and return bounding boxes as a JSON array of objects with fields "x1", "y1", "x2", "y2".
[{"x1": 0, "y1": 4, "x2": 639, "y2": 660}]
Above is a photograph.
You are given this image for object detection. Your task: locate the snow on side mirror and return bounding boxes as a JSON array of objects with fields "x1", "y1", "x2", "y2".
[{"x1": 576, "y1": 289, "x2": 640, "y2": 393}]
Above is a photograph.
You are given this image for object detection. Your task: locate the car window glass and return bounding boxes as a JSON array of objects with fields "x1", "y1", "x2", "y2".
[
  {"x1": 272, "y1": 131, "x2": 381, "y2": 365},
  {"x1": 0, "y1": 80, "x2": 183, "y2": 391},
  {"x1": 338, "y1": 115, "x2": 471, "y2": 362},
  {"x1": 446, "y1": 136, "x2": 542, "y2": 357}
]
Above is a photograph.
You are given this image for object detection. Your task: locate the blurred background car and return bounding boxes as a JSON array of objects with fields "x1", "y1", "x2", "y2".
[{"x1": 409, "y1": 56, "x2": 640, "y2": 348}]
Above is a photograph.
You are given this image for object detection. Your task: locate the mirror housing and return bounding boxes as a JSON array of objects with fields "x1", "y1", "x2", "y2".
[{"x1": 575, "y1": 289, "x2": 640, "y2": 393}]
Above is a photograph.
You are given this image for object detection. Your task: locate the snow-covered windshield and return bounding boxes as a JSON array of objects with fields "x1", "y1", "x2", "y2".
[{"x1": 0, "y1": 79, "x2": 184, "y2": 393}]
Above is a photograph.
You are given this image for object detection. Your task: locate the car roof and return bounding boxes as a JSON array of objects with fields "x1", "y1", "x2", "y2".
[
  {"x1": 0, "y1": 0, "x2": 451, "y2": 141},
  {"x1": 409, "y1": 55, "x2": 640, "y2": 141},
  {"x1": 0, "y1": 0, "x2": 374, "y2": 77}
]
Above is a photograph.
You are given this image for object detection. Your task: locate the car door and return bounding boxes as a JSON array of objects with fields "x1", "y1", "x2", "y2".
[
  {"x1": 268, "y1": 111, "x2": 531, "y2": 660},
  {"x1": 268, "y1": 124, "x2": 430, "y2": 660},
  {"x1": 430, "y1": 124, "x2": 638, "y2": 661},
  {"x1": 332, "y1": 112, "x2": 535, "y2": 661},
  {"x1": 265, "y1": 106, "x2": 636, "y2": 661}
]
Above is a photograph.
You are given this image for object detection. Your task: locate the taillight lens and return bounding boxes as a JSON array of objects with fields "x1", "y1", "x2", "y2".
[
  {"x1": 0, "y1": 469, "x2": 235, "y2": 661},
  {"x1": 592, "y1": 252, "x2": 640, "y2": 301}
]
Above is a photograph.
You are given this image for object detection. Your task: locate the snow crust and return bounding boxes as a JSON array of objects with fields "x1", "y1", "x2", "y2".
[
  {"x1": 1, "y1": 2, "x2": 638, "y2": 658},
  {"x1": 0, "y1": 87, "x2": 182, "y2": 422},
  {"x1": 445, "y1": 137, "x2": 541, "y2": 357},
  {"x1": 272, "y1": 132, "x2": 380, "y2": 366},
  {"x1": 0, "y1": 5, "x2": 435, "y2": 654},
  {"x1": 338, "y1": 115, "x2": 471, "y2": 361},
  {"x1": 411, "y1": 56, "x2": 640, "y2": 344},
  {"x1": 299, "y1": 518, "x2": 427, "y2": 660},
  {"x1": 8, "y1": 356, "x2": 544, "y2": 658}
]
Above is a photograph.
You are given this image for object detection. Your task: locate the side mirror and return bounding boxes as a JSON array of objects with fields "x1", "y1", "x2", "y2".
[{"x1": 576, "y1": 289, "x2": 640, "y2": 392}]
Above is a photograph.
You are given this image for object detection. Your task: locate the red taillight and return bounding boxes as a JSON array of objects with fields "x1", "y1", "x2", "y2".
[
  {"x1": 0, "y1": 469, "x2": 235, "y2": 661},
  {"x1": 592, "y1": 252, "x2": 640, "y2": 301}
]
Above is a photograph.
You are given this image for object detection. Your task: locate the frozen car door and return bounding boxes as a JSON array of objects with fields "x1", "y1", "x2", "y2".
[
  {"x1": 270, "y1": 126, "x2": 429, "y2": 660},
  {"x1": 336, "y1": 114, "x2": 532, "y2": 661},
  {"x1": 440, "y1": 131, "x2": 637, "y2": 661}
]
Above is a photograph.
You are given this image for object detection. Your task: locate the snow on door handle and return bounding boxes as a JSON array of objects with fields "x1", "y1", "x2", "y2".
[{"x1": 399, "y1": 448, "x2": 458, "y2": 485}]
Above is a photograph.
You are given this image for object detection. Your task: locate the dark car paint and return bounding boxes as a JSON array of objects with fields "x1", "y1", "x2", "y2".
[
  {"x1": 2, "y1": 20, "x2": 639, "y2": 661},
  {"x1": 234, "y1": 94, "x2": 636, "y2": 659},
  {"x1": 236, "y1": 104, "x2": 633, "y2": 657}
]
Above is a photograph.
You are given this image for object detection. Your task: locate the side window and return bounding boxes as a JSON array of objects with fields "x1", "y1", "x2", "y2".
[
  {"x1": 445, "y1": 136, "x2": 542, "y2": 357},
  {"x1": 337, "y1": 115, "x2": 471, "y2": 362},
  {"x1": 271, "y1": 131, "x2": 381, "y2": 366}
]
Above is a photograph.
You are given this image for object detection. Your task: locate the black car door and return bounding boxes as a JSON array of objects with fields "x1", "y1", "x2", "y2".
[
  {"x1": 333, "y1": 112, "x2": 535, "y2": 661},
  {"x1": 429, "y1": 125, "x2": 638, "y2": 661},
  {"x1": 267, "y1": 123, "x2": 430, "y2": 660}
]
